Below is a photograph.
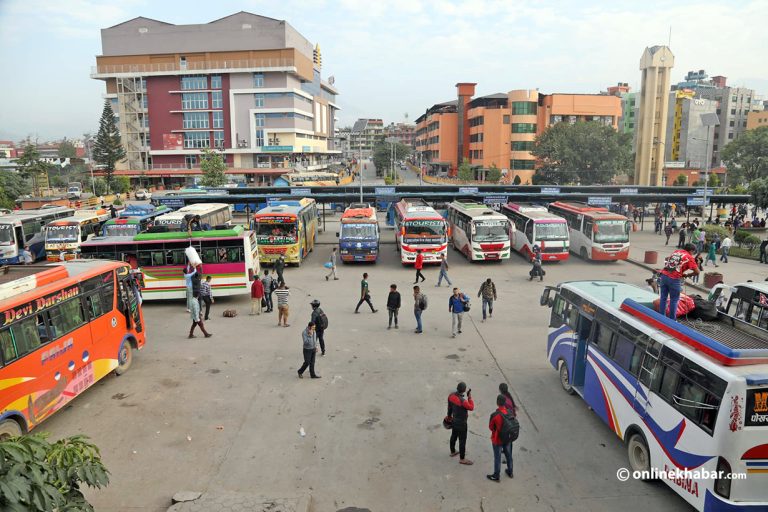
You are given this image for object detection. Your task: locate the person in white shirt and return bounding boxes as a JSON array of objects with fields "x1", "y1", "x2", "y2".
[
  {"x1": 720, "y1": 236, "x2": 732, "y2": 263},
  {"x1": 21, "y1": 245, "x2": 34, "y2": 265}
]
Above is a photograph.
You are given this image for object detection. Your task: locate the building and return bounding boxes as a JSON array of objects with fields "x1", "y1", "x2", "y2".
[
  {"x1": 414, "y1": 101, "x2": 458, "y2": 176},
  {"x1": 605, "y1": 83, "x2": 638, "y2": 138},
  {"x1": 663, "y1": 165, "x2": 726, "y2": 187},
  {"x1": 91, "y1": 12, "x2": 340, "y2": 188},
  {"x1": 635, "y1": 45, "x2": 674, "y2": 186},
  {"x1": 384, "y1": 123, "x2": 416, "y2": 148},
  {"x1": 0, "y1": 141, "x2": 16, "y2": 159},
  {"x1": 664, "y1": 89, "x2": 718, "y2": 170},
  {"x1": 747, "y1": 110, "x2": 768, "y2": 130},
  {"x1": 349, "y1": 119, "x2": 384, "y2": 158}
]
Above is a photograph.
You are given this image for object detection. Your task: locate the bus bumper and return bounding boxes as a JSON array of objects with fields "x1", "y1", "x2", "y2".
[
  {"x1": 591, "y1": 248, "x2": 630, "y2": 261},
  {"x1": 542, "y1": 252, "x2": 569, "y2": 262},
  {"x1": 704, "y1": 489, "x2": 768, "y2": 511}
]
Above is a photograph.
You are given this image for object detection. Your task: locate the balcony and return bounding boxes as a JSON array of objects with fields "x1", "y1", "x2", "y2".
[{"x1": 91, "y1": 58, "x2": 296, "y2": 79}]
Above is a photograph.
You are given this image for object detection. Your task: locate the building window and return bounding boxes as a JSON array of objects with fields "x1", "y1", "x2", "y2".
[
  {"x1": 511, "y1": 159, "x2": 535, "y2": 170},
  {"x1": 211, "y1": 75, "x2": 222, "y2": 89},
  {"x1": 729, "y1": 120, "x2": 734, "y2": 127},
  {"x1": 255, "y1": 114, "x2": 265, "y2": 127},
  {"x1": 731, "y1": 109, "x2": 736, "y2": 115},
  {"x1": 213, "y1": 131, "x2": 224, "y2": 148},
  {"x1": 180, "y1": 56, "x2": 187, "y2": 70},
  {"x1": 255, "y1": 129, "x2": 264, "y2": 147},
  {"x1": 253, "y1": 73, "x2": 264, "y2": 88},
  {"x1": 183, "y1": 132, "x2": 210, "y2": 149},
  {"x1": 212, "y1": 91, "x2": 223, "y2": 109},
  {"x1": 503, "y1": 115, "x2": 510, "y2": 124},
  {"x1": 511, "y1": 141, "x2": 534, "y2": 151},
  {"x1": 512, "y1": 101, "x2": 537, "y2": 115},
  {"x1": 181, "y1": 92, "x2": 208, "y2": 110},
  {"x1": 511, "y1": 123, "x2": 536, "y2": 134},
  {"x1": 469, "y1": 116, "x2": 484, "y2": 127},
  {"x1": 254, "y1": 94, "x2": 265, "y2": 107},
  {"x1": 185, "y1": 155, "x2": 197, "y2": 168},
  {"x1": 469, "y1": 133, "x2": 484, "y2": 143},
  {"x1": 141, "y1": 95, "x2": 148, "y2": 109},
  {"x1": 183, "y1": 112, "x2": 209, "y2": 129},
  {"x1": 728, "y1": 132, "x2": 734, "y2": 139},
  {"x1": 213, "y1": 111, "x2": 224, "y2": 129},
  {"x1": 181, "y1": 75, "x2": 207, "y2": 90}
]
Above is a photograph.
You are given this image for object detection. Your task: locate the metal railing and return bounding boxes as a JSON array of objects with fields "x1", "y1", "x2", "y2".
[{"x1": 92, "y1": 58, "x2": 295, "y2": 76}]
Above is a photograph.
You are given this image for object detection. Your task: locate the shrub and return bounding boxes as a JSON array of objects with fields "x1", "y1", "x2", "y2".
[
  {"x1": 702, "y1": 225, "x2": 730, "y2": 242},
  {"x1": 112, "y1": 197, "x2": 123, "y2": 206},
  {"x1": 734, "y1": 230, "x2": 761, "y2": 249}
]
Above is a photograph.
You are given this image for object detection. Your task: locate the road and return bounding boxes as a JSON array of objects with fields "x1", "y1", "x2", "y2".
[
  {"x1": 42, "y1": 220, "x2": 688, "y2": 512},
  {"x1": 356, "y1": 159, "x2": 424, "y2": 187}
]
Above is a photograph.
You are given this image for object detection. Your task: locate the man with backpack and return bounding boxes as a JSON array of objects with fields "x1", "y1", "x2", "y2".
[
  {"x1": 447, "y1": 382, "x2": 474, "y2": 466},
  {"x1": 487, "y1": 394, "x2": 517, "y2": 481},
  {"x1": 448, "y1": 287, "x2": 470, "y2": 338},
  {"x1": 310, "y1": 299, "x2": 329, "y2": 356},
  {"x1": 413, "y1": 285, "x2": 426, "y2": 334}
]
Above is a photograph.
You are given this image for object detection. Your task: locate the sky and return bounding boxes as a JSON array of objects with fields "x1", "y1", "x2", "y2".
[{"x1": 0, "y1": 0, "x2": 766, "y2": 142}]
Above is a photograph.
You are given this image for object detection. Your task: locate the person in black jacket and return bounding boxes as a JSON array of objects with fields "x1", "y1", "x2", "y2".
[
  {"x1": 310, "y1": 299, "x2": 328, "y2": 356},
  {"x1": 386, "y1": 284, "x2": 401, "y2": 329},
  {"x1": 447, "y1": 381, "x2": 474, "y2": 465}
]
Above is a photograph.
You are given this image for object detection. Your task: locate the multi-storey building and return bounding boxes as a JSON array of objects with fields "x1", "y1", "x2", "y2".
[
  {"x1": 414, "y1": 101, "x2": 458, "y2": 176},
  {"x1": 664, "y1": 90, "x2": 718, "y2": 169},
  {"x1": 746, "y1": 110, "x2": 768, "y2": 130},
  {"x1": 349, "y1": 119, "x2": 384, "y2": 158},
  {"x1": 605, "y1": 83, "x2": 638, "y2": 137},
  {"x1": 384, "y1": 123, "x2": 416, "y2": 148},
  {"x1": 91, "y1": 12, "x2": 340, "y2": 187},
  {"x1": 0, "y1": 141, "x2": 16, "y2": 159}
]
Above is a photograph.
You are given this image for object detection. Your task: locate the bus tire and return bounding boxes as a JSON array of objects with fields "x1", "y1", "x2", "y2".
[
  {"x1": 115, "y1": 340, "x2": 133, "y2": 376},
  {"x1": 580, "y1": 247, "x2": 589, "y2": 260},
  {"x1": 559, "y1": 360, "x2": 575, "y2": 395},
  {"x1": 627, "y1": 433, "x2": 651, "y2": 476},
  {"x1": 0, "y1": 418, "x2": 23, "y2": 440}
]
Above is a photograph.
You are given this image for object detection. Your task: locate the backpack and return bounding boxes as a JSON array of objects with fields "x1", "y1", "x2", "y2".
[
  {"x1": 419, "y1": 294, "x2": 428, "y2": 310},
  {"x1": 223, "y1": 309, "x2": 238, "y2": 318},
  {"x1": 689, "y1": 295, "x2": 719, "y2": 321},
  {"x1": 494, "y1": 410, "x2": 520, "y2": 444},
  {"x1": 317, "y1": 311, "x2": 329, "y2": 330}
]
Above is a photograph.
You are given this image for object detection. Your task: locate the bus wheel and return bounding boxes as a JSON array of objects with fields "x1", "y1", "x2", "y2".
[
  {"x1": 580, "y1": 248, "x2": 589, "y2": 260},
  {"x1": 627, "y1": 434, "x2": 651, "y2": 475},
  {"x1": 115, "y1": 341, "x2": 133, "y2": 375},
  {"x1": 559, "y1": 361, "x2": 574, "y2": 395},
  {"x1": 0, "y1": 419, "x2": 22, "y2": 440}
]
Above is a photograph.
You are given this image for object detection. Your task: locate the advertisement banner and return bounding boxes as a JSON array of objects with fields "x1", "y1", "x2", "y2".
[{"x1": 162, "y1": 134, "x2": 183, "y2": 150}]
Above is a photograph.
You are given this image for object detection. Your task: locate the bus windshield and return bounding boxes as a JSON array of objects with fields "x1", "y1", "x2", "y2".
[
  {"x1": 595, "y1": 221, "x2": 629, "y2": 243},
  {"x1": 103, "y1": 224, "x2": 140, "y2": 237},
  {"x1": 256, "y1": 221, "x2": 297, "y2": 243},
  {"x1": 46, "y1": 225, "x2": 79, "y2": 242},
  {"x1": 535, "y1": 222, "x2": 569, "y2": 241},
  {"x1": 342, "y1": 223, "x2": 377, "y2": 239},
  {"x1": 474, "y1": 220, "x2": 508, "y2": 242},
  {"x1": 405, "y1": 220, "x2": 445, "y2": 237},
  {"x1": 0, "y1": 224, "x2": 13, "y2": 245}
]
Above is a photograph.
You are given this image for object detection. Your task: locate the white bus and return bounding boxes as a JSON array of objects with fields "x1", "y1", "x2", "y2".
[
  {"x1": 393, "y1": 198, "x2": 448, "y2": 265},
  {"x1": 152, "y1": 203, "x2": 232, "y2": 232},
  {"x1": 540, "y1": 280, "x2": 768, "y2": 511},
  {"x1": 44, "y1": 208, "x2": 112, "y2": 261},
  {"x1": 282, "y1": 172, "x2": 340, "y2": 186},
  {"x1": 446, "y1": 200, "x2": 511, "y2": 261},
  {"x1": 548, "y1": 201, "x2": 631, "y2": 261},
  {"x1": 709, "y1": 282, "x2": 768, "y2": 330},
  {"x1": 0, "y1": 206, "x2": 74, "y2": 264},
  {"x1": 501, "y1": 203, "x2": 570, "y2": 261}
]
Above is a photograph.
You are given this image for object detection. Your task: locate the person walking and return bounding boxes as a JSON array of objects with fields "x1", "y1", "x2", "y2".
[
  {"x1": 198, "y1": 275, "x2": 214, "y2": 321},
  {"x1": 325, "y1": 247, "x2": 339, "y2": 281},
  {"x1": 528, "y1": 250, "x2": 544, "y2": 281},
  {"x1": 310, "y1": 300, "x2": 329, "y2": 356},
  {"x1": 486, "y1": 394, "x2": 515, "y2": 481},
  {"x1": 436, "y1": 254, "x2": 452, "y2": 287},
  {"x1": 447, "y1": 382, "x2": 474, "y2": 465},
  {"x1": 760, "y1": 237, "x2": 768, "y2": 264},
  {"x1": 386, "y1": 284, "x2": 401, "y2": 329},
  {"x1": 183, "y1": 264, "x2": 197, "y2": 312},
  {"x1": 413, "y1": 285, "x2": 426, "y2": 333},
  {"x1": 664, "y1": 223, "x2": 673, "y2": 245},
  {"x1": 275, "y1": 255, "x2": 286, "y2": 285},
  {"x1": 188, "y1": 290, "x2": 212, "y2": 338},
  {"x1": 297, "y1": 321, "x2": 320, "y2": 379},
  {"x1": 448, "y1": 287, "x2": 469, "y2": 338},
  {"x1": 720, "y1": 235, "x2": 732, "y2": 263},
  {"x1": 354, "y1": 272, "x2": 377, "y2": 313},
  {"x1": 261, "y1": 269, "x2": 274, "y2": 312},
  {"x1": 697, "y1": 229, "x2": 706, "y2": 254},
  {"x1": 250, "y1": 275, "x2": 265, "y2": 315},
  {"x1": 677, "y1": 225, "x2": 687, "y2": 249},
  {"x1": 478, "y1": 278, "x2": 497, "y2": 322},
  {"x1": 705, "y1": 241, "x2": 719, "y2": 267},
  {"x1": 275, "y1": 282, "x2": 291, "y2": 327},
  {"x1": 659, "y1": 243, "x2": 699, "y2": 320},
  {"x1": 413, "y1": 251, "x2": 426, "y2": 284}
]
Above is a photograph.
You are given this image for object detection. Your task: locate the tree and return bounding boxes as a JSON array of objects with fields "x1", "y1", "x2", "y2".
[
  {"x1": 675, "y1": 174, "x2": 688, "y2": 186},
  {"x1": 486, "y1": 164, "x2": 501, "y2": 183},
  {"x1": 749, "y1": 177, "x2": 768, "y2": 209},
  {"x1": 13, "y1": 144, "x2": 51, "y2": 196},
  {"x1": 92, "y1": 100, "x2": 126, "y2": 193},
  {"x1": 0, "y1": 433, "x2": 109, "y2": 511},
  {"x1": 112, "y1": 176, "x2": 131, "y2": 194},
  {"x1": 372, "y1": 141, "x2": 411, "y2": 179},
  {"x1": 199, "y1": 149, "x2": 227, "y2": 187},
  {"x1": 721, "y1": 126, "x2": 768, "y2": 184},
  {"x1": 0, "y1": 172, "x2": 31, "y2": 209},
  {"x1": 531, "y1": 121, "x2": 631, "y2": 185},
  {"x1": 457, "y1": 159, "x2": 474, "y2": 181},
  {"x1": 57, "y1": 139, "x2": 77, "y2": 159},
  {"x1": 707, "y1": 172, "x2": 720, "y2": 188}
]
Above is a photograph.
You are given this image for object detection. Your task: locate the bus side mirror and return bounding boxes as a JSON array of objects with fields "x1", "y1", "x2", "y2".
[
  {"x1": 540, "y1": 289, "x2": 551, "y2": 307},
  {"x1": 447, "y1": 227, "x2": 451, "y2": 237},
  {"x1": 400, "y1": 227, "x2": 405, "y2": 236}
]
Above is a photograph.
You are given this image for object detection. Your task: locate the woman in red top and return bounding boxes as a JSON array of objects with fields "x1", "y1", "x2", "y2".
[
  {"x1": 413, "y1": 251, "x2": 425, "y2": 284},
  {"x1": 250, "y1": 278, "x2": 265, "y2": 316},
  {"x1": 659, "y1": 243, "x2": 699, "y2": 319}
]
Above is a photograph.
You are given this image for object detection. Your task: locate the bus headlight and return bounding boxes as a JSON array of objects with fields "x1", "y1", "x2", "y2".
[{"x1": 714, "y1": 456, "x2": 732, "y2": 499}]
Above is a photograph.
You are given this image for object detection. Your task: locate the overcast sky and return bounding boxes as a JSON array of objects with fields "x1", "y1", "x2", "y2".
[{"x1": 1, "y1": 0, "x2": 766, "y2": 141}]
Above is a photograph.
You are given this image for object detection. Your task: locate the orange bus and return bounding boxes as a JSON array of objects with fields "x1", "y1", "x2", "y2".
[{"x1": 0, "y1": 260, "x2": 146, "y2": 438}]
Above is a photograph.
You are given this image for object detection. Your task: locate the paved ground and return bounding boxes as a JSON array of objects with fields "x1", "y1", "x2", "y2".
[{"x1": 40, "y1": 218, "x2": 695, "y2": 512}]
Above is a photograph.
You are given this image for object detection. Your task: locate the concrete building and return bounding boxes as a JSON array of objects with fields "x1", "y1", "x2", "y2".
[
  {"x1": 0, "y1": 141, "x2": 16, "y2": 159},
  {"x1": 334, "y1": 127, "x2": 352, "y2": 158},
  {"x1": 384, "y1": 123, "x2": 416, "y2": 148},
  {"x1": 635, "y1": 45, "x2": 674, "y2": 186},
  {"x1": 747, "y1": 110, "x2": 768, "y2": 130},
  {"x1": 414, "y1": 101, "x2": 458, "y2": 176},
  {"x1": 605, "y1": 83, "x2": 638, "y2": 137},
  {"x1": 350, "y1": 119, "x2": 384, "y2": 158},
  {"x1": 91, "y1": 12, "x2": 340, "y2": 188},
  {"x1": 664, "y1": 89, "x2": 718, "y2": 171}
]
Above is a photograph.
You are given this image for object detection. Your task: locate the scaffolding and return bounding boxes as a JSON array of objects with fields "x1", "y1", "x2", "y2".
[{"x1": 116, "y1": 77, "x2": 149, "y2": 170}]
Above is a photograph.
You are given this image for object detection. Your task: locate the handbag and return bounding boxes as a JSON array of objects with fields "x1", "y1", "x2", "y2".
[
  {"x1": 261, "y1": 298, "x2": 267, "y2": 308},
  {"x1": 462, "y1": 299, "x2": 471, "y2": 312}
]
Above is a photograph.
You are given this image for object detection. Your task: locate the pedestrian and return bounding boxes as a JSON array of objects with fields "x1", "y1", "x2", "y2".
[
  {"x1": 486, "y1": 394, "x2": 516, "y2": 482},
  {"x1": 658, "y1": 243, "x2": 699, "y2": 320},
  {"x1": 275, "y1": 255, "x2": 286, "y2": 285},
  {"x1": 692, "y1": 254, "x2": 704, "y2": 283},
  {"x1": 436, "y1": 254, "x2": 452, "y2": 287},
  {"x1": 188, "y1": 291, "x2": 212, "y2": 338},
  {"x1": 413, "y1": 250, "x2": 426, "y2": 284},
  {"x1": 720, "y1": 235, "x2": 732, "y2": 263},
  {"x1": 413, "y1": 285, "x2": 426, "y2": 333},
  {"x1": 528, "y1": 250, "x2": 544, "y2": 281},
  {"x1": 325, "y1": 247, "x2": 339, "y2": 281},
  {"x1": 713, "y1": 233, "x2": 721, "y2": 251},
  {"x1": 697, "y1": 229, "x2": 706, "y2": 254},
  {"x1": 109, "y1": 204, "x2": 117, "y2": 219},
  {"x1": 448, "y1": 287, "x2": 469, "y2": 338},
  {"x1": 677, "y1": 225, "x2": 687, "y2": 249},
  {"x1": 198, "y1": 275, "x2": 214, "y2": 321},
  {"x1": 310, "y1": 300, "x2": 329, "y2": 356},
  {"x1": 21, "y1": 245, "x2": 34, "y2": 265},
  {"x1": 664, "y1": 223, "x2": 673, "y2": 245},
  {"x1": 477, "y1": 278, "x2": 497, "y2": 322},
  {"x1": 297, "y1": 321, "x2": 321, "y2": 379},
  {"x1": 760, "y1": 237, "x2": 768, "y2": 264},
  {"x1": 260, "y1": 269, "x2": 274, "y2": 312},
  {"x1": 354, "y1": 272, "x2": 377, "y2": 313},
  {"x1": 447, "y1": 382, "x2": 474, "y2": 465},
  {"x1": 691, "y1": 226, "x2": 700, "y2": 247},
  {"x1": 183, "y1": 264, "x2": 197, "y2": 312},
  {"x1": 386, "y1": 284, "x2": 401, "y2": 329},
  {"x1": 705, "y1": 242, "x2": 719, "y2": 267},
  {"x1": 250, "y1": 275, "x2": 264, "y2": 315},
  {"x1": 275, "y1": 282, "x2": 290, "y2": 327}
]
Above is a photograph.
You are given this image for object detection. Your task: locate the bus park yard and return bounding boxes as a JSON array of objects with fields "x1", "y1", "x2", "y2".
[{"x1": 26, "y1": 207, "x2": 765, "y2": 512}]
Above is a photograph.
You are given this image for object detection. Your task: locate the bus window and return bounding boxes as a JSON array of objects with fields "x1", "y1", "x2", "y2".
[
  {"x1": 167, "y1": 249, "x2": 186, "y2": 265},
  {"x1": 566, "y1": 305, "x2": 580, "y2": 330},
  {"x1": 655, "y1": 365, "x2": 680, "y2": 403},
  {"x1": 577, "y1": 316, "x2": 593, "y2": 341},
  {"x1": 639, "y1": 350, "x2": 658, "y2": 388},
  {"x1": 202, "y1": 248, "x2": 218, "y2": 263},
  {"x1": 0, "y1": 329, "x2": 16, "y2": 364},
  {"x1": 549, "y1": 296, "x2": 568, "y2": 327},
  {"x1": 592, "y1": 323, "x2": 615, "y2": 356},
  {"x1": 524, "y1": 221, "x2": 533, "y2": 243},
  {"x1": 12, "y1": 317, "x2": 42, "y2": 358},
  {"x1": 151, "y1": 251, "x2": 164, "y2": 266},
  {"x1": 36, "y1": 314, "x2": 51, "y2": 344},
  {"x1": 582, "y1": 219, "x2": 593, "y2": 237},
  {"x1": 86, "y1": 292, "x2": 105, "y2": 319},
  {"x1": 227, "y1": 247, "x2": 243, "y2": 262},
  {"x1": 218, "y1": 248, "x2": 228, "y2": 262},
  {"x1": 613, "y1": 336, "x2": 636, "y2": 373},
  {"x1": 48, "y1": 298, "x2": 86, "y2": 337}
]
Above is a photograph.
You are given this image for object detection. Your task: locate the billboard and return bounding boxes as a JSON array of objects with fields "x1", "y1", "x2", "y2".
[{"x1": 163, "y1": 134, "x2": 184, "y2": 150}]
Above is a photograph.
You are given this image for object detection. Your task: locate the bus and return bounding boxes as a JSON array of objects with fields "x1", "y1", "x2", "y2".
[
  {"x1": 0, "y1": 207, "x2": 74, "y2": 264},
  {"x1": 44, "y1": 209, "x2": 112, "y2": 261},
  {"x1": 709, "y1": 282, "x2": 768, "y2": 329},
  {"x1": 548, "y1": 202, "x2": 630, "y2": 261},
  {"x1": 152, "y1": 203, "x2": 232, "y2": 232},
  {"x1": 540, "y1": 280, "x2": 768, "y2": 511},
  {"x1": 281, "y1": 172, "x2": 340, "y2": 186},
  {"x1": 253, "y1": 198, "x2": 318, "y2": 265},
  {"x1": 0, "y1": 260, "x2": 145, "y2": 437},
  {"x1": 393, "y1": 198, "x2": 449, "y2": 265},
  {"x1": 79, "y1": 225, "x2": 260, "y2": 300},
  {"x1": 101, "y1": 204, "x2": 170, "y2": 238},
  {"x1": 446, "y1": 200, "x2": 511, "y2": 261},
  {"x1": 502, "y1": 203, "x2": 570, "y2": 261},
  {"x1": 338, "y1": 204, "x2": 379, "y2": 262}
]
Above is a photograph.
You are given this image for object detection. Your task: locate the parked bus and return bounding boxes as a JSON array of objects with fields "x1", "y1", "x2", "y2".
[
  {"x1": 79, "y1": 225, "x2": 259, "y2": 300},
  {"x1": 548, "y1": 201, "x2": 630, "y2": 261},
  {"x1": 152, "y1": 203, "x2": 232, "y2": 232},
  {"x1": 338, "y1": 204, "x2": 379, "y2": 262},
  {"x1": 446, "y1": 200, "x2": 511, "y2": 261},
  {"x1": 393, "y1": 198, "x2": 449, "y2": 265},
  {"x1": 502, "y1": 203, "x2": 570, "y2": 261},
  {"x1": 0, "y1": 207, "x2": 74, "y2": 264},
  {"x1": 282, "y1": 172, "x2": 340, "y2": 186},
  {"x1": 540, "y1": 280, "x2": 768, "y2": 511},
  {"x1": 709, "y1": 282, "x2": 768, "y2": 329},
  {"x1": 44, "y1": 209, "x2": 112, "y2": 261},
  {"x1": 253, "y1": 198, "x2": 318, "y2": 265},
  {"x1": 0, "y1": 260, "x2": 146, "y2": 437},
  {"x1": 101, "y1": 204, "x2": 170, "y2": 238}
]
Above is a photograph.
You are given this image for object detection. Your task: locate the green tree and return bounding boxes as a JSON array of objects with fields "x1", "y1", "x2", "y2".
[
  {"x1": 749, "y1": 177, "x2": 768, "y2": 209},
  {"x1": 112, "y1": 176, "x2": 131, "y2": 194},
  {"x1": 92, "y1": 100, "x2": 126, "y2": 193},
  {"x1": 57, "y1": 139, "x2": 77, "y2": 159},
  {"x1": 372, "y1": 141, "x2": 411, "y2": 178},
  {"x1": 13, "y1": 144, "x2": 51, "y2": 196},
  {"x1": 675, "y1": 174, "x2": 688, "y2": 186},
  {"x1": 199, "y1": 149, "x2": 227, "y2": 187},
  {"x1": 531, "y1": 121, "x2": 631, "y2": 185},
  {"x1": 457, "y1": 159, "x2": 474, "y2": 181},
  {"x1": 721, "y1": 126, "x2": 768, "y2": 184},
  {"x1": 0, "y1": 172, "x2": 31, "y2": 209},
  {"x1": 707, "y1": 173, "x2": 720, "y2": 187},
  {"x1": 0, "y1": 433, "x2": 109, "y2": 511},
  {"x1": 486, "y1": 164, "x2": 501, "y2": 183},
  {"x1": 89, "y1": 177, "x2": 108, "y2": 196},
  {"x1": 512, "y1": 174, "x2": 522, "y2": 185}
]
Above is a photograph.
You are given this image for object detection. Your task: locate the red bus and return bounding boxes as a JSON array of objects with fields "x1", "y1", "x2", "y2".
[
  {"x1": 0, "y1": 260, "x2": 146, "y2": 438},
  {"x1": 548, "y1": 201, "x2": 631, "y2": 261},
  {"x1": 393, "y1": 198, "x2": 448, "y2": 265}
]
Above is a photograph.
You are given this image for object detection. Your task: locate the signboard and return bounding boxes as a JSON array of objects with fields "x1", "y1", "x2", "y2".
[
  {"x1": 262, "y1": 146, "x2": 294, "y2": 152},
  {"x1": 686, "y1": 197, "x2": 710, "y2": 207},
  {"x1": 694, "y1": 188, "x2": 706, "y2": 196},
  {"x1": 162, "y1": 133, "x2": 183, "y2": 150},
  {"x1": 665, "y1": 161, "x2": 686, "y2": 169},
  {"x1": 541, "y1": 187, "x2": 561, "y2": 195},
  {"x1": 290, "y1": 188, "x2": 311, "y2": 196},
  {"x1": 375, "y1": 187, "x2": 396, "y2": 196},
  {"x1": 205, "y1": 189, "x2": 228, "y2": 195},
  {"x1": 302, "y1": 146, "x2": 312, "y2": 152},
  {"x1": 587, "y1": 196, "x2": 612, "y2": 206},
  {"x1": 620, "y1": 188, "x2": 638, "y2": 195},
  {"x1": 745, "y1": 388, "x2": 768, "y2": 427},
  {"x1": 158, "y1": 198, "x2": 184, "y2": 208},
  {"x1": 459, "y1": 187, "x2": 478, "y2": 194},
  {"x1": 483, "y1": 195, "x2": 508, "y2": 211}
]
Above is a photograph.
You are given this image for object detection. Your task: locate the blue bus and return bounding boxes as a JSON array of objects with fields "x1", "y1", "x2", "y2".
[
  {"x1": 101, "y1": 204, "x2": 170, "y2": 237},
  {"x1": 338, "y1": 204, "x2": 379, "y2": 262}
]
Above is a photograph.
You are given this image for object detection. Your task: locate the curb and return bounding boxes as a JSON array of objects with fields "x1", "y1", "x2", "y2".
[{"x1": 626, "y1": 257, "x2": 709, "y2": 294}]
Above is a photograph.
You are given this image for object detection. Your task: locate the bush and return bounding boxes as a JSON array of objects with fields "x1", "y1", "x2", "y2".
[
  {"x1": 734, "y1": 230, "x2": 761, "y2": 249},
  {"x1": 383, "y1": 175, "x2": 394, "y2": 185},
  {"x1": 703, "y1": 225, "x2": 730, "y2": 242},
  {"x1": 112, "y1": 197, "x2": 123, "y2": 206}
]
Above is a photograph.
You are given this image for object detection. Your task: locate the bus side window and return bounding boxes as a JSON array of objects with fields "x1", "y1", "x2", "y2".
[
  {"x1": 0, "y1": 328, "x2": 16, "y2": 364},
  {"x1": 582, "y1": 219, "x2": 593, "y2": 237},
  {"x1": 524, "y1": 221, "x2": 533, "y2": 243},
  {"x1": 592, "y1": 323, "x2": 615, "y2": 356},
  {"x1": 138, "y1": 251, "x2": 152, "y2": 267},
  {"x1": 151, "y1": 251, "x2": 164, "y2": 266},
  {"x1": 227, "y1": 247, "x2": 243, "y2": 262},
  {"x1": 202, "y1": 248, "x2": 218, "y2": 264},
  {"x1": 654, "y1": 365, "x2": 680, "y2": 403},
  {"x1": 12, "y1": 317, "x2": 43, "y2": 357},
  {"x1": 613, "y1": 335, "x2": 636, "y2": 373},
  {"x1": 549, "y1": 296, "x2": 567, "y2": 328},
  {"x1": 566, "y1": 306, "x2": 580, "y2": 330},
  {"x1": 86, "y1": 292, "x2": 105, "y2": 319},
  {"x1": 36, "y1": 314, "x2": 51, "y2": 344}
]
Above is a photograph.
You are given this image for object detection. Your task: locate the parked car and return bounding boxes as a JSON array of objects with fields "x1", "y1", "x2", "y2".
[{"x1": 135, "y1": 189, "x2": 152, "y2": 200}]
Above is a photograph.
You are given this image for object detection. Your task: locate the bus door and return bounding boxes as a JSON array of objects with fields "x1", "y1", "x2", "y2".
[
  {"x1": 572, "y1": 309, "x2": 594, "y2": 389},
  {"x1": 117, "y1": 268, "x2": 143, "y2": 333}
]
